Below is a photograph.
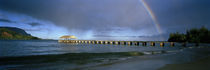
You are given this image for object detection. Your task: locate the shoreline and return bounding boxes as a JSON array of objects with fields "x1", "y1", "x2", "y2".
[
  {"x1": 84, "y1": 47, "x2": 210, "y2": 70},
  {"x1": 158, "y1": 56, "x2": 210, "y2": 70}
]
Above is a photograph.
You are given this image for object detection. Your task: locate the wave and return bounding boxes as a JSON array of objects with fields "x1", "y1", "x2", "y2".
[
  {"x1": 0, "y1": 50, "x2": 179, "y2": 66},
  {"x1": 0, "y1": 52, "x2": 144, "y2": 65}
]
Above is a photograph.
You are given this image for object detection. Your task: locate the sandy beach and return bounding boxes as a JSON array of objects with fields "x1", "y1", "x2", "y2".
[
  {"x1": 159, "y1": 56, "x2": 210, "y2": 70},
  {"x1": 82, "y1": 47, "x2": 210, "y2": 70}
]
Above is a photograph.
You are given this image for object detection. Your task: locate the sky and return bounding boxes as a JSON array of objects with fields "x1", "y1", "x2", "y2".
[{"x1": 0, "y1": 0, "x2": 210, "y2": 41}]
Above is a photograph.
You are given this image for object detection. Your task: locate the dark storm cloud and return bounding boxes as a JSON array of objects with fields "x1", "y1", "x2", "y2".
[
  {"x1": 0, "y1": 0, "x2": 209, "y2": 40},
  {"x1": 93, "y1": 35, "x2": 156, "y2": 38},
  {"x1": 23, "y1": 28, "x2": 42, "y2": 31},
  {"x1": 146, "y1": 0, "x2": 210, "y2": 33},
  {"x1": 0, "y1": 18, "x2": 15, "y2": 23},
  {"x1": 0, "y1": 0, "x2": 153, "y2": 31},
  {"x1": 27, "y1": 22, "x2": 42, "y2": 27},
  {"x1": 93, "y1": 35, "x2": 139, "y2": 38}
]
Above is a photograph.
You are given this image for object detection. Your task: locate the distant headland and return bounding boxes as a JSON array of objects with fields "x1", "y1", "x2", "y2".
[{"x1": 0, "y1": 27, "x2": 40, "y2": 40}]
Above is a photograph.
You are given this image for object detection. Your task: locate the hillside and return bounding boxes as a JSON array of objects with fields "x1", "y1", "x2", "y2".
[{"x1": 0, "y1": 27, "x2": 40, "y2": 40}]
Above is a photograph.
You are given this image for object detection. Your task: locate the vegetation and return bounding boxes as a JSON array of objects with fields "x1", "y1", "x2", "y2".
[
  {"x1": 168, "y1": 32, "x2": 187, "y2": 42},
  {"x1": 0, "y1": 27, "x2": 40, "y2": 40},
  {"x1": 168, "y1": 27, "x2": 210, "y2": 43}
]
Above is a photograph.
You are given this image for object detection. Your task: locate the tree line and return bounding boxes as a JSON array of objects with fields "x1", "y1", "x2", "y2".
[{"x1": 168, "y1": 27, "x2": 210, "y2": 43}]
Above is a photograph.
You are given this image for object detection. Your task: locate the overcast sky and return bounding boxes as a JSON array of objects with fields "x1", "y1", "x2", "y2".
[{"x1": 0, "y1": 0, "x2": 210, "y2": 41}]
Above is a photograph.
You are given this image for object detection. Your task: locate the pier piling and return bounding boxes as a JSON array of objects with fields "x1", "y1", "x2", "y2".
[
  {"x1": 127, "y1": 41, "x2": 132, "y2": 45},
  {"x1": 142, "y1": 42, "x2": 147, "y2": 46},
  {"x1": 160, "y1": 42, "x2": 165, "y2": 47},
  {"x1": 121, "y1": 41, "x2": 126, "y2": 45},
  {"x1": 150, "y1": 42, "x2": 155, "y2": 46},
  {"x1": 134, "y1": 42, "x2": 139, "y2": 46},
  {"x1": 170, "y1": 42, "x2": 174, "y2": 46},
  {"x1": 105, "y1": 41, "x2": 108, "y2": 44}
]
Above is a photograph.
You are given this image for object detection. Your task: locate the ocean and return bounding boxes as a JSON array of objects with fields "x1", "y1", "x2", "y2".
[{"x1": 0, "y1": 40, "x2": 210, "y2": 70}]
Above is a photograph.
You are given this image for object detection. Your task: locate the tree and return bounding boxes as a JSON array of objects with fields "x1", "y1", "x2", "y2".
[
  {"x1": 168, "y1": 27, "x2": 210, "y2": 43},
  {"x1": 168, "y1": 32, "x2": 186, "y2": 42}
]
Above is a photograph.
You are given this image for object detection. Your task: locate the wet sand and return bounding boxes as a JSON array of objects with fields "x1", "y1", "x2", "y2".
[
  {"x1": 83, "y1": 47, "x2": 210, "y2": 70},
  {"x1": 85, "y1": 55, "x2": 171, "y2": 70},
  {"x1": 158, "y1": 56, "x2": 210, "y2": 70}
]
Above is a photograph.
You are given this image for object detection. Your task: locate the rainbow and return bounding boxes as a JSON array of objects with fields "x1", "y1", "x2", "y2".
[{"x1": 139, "y1": 0, "x2": 163, "y2": 34}]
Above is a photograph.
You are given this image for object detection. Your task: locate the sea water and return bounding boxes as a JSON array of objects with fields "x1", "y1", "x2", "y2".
[{"x1": 0, "y1": 40, "x2": 209, "y2": 70}]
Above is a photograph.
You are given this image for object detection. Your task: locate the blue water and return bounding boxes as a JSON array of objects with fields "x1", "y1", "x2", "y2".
[
  {"x1": 0, "y1": 40, "x2": 210, "y2": 70},
  {"x1": 0, "y1": 40, "x2": 181, "y2": 57}
]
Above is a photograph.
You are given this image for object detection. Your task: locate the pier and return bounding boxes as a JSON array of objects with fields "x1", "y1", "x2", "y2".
[
  {"x1": 58, "y1": 35, "x2": 191, "y2": 47},
  {"x1": 58, "y1": 40, "x2": 175, "y2": 47}
]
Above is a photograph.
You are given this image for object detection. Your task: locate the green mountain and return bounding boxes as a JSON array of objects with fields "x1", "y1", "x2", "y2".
[{"x1": 0, "y1": 27, "x2": 40, "y2": 40}]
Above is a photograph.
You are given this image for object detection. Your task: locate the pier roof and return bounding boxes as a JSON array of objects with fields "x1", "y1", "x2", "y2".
[{"x1": 60, "y1": 35, "x2": 77, "y2": 39}]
